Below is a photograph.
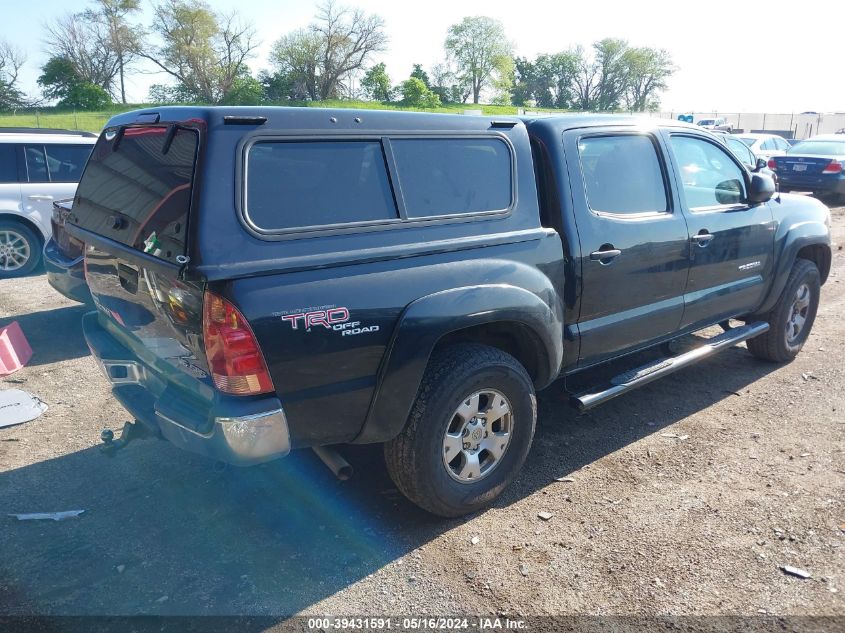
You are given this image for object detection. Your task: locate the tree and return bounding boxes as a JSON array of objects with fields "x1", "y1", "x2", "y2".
[
  {"x1": 44, "y1": 14, "x2": 119, "y2": 95},
  {"x1": 258, "y1": 69, "x2": 297, "y2": 102},
  {"x1": 410, "y1": 64, "x2": 430, "y2": 88},
  {"x1": 0, "y1": 40, "x2": 27, "y2": 109},
  {"x1": 269, "y1": 30, "x2": 322, "y2": 100},
  {"x1": 270, "y1": 1, "x2": 388, "y2": 102},
  {"x1": 86, "y1": 0, "x2": 143, "y2": 104},
  {"x1": 220, "y1": 73, "x2": 265, "y2": 105},
  {"x1": 430, "y1": 62, "x2": 469, "y2": 104},
  {"x1": 444, "y1": 16, "x2": 513, "y2": 104},
  {"x1": 361, "y1": 63, "x2": 392, "y2": 101},
  {"x1": 591, "y1": 38, "x2": 630, "y2": 111},
  {"x1": 400, "y1": 77, "x2": 440, "y2": 108},
  {"x1": 623, "y1": 47, "x2": 674, "y2": 111},
  {"x1": 141, "y1": 0, "x2": 259, "y2": 104},
  {"x1": 38, "y1": 56, "x2": 111, "y2": 109}
]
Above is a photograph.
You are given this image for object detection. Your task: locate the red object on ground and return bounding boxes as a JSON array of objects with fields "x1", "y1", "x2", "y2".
[{"x1": 0, "y1": 321, "x2": 32, "y2": 376}]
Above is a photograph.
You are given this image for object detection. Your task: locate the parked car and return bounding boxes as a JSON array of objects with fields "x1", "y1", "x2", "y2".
[
  {"x1": 718, "y1": 133, "x2": 778, "y2": 181},
  {"x1": 69, "y1": 107, "x2": 831, "y2": 517},
  {"x1": 696, "y1": 117, "x2": 732, "y2": 132},
  {"x1": 769, "y1": 134, "x2": 845, "y2": 203},
  {"x1": 734, "y1": 133, "x2": 791, "y2": 161},
  {"x1": 0, "y1": 128, "x2": 96, "y2": 277}
]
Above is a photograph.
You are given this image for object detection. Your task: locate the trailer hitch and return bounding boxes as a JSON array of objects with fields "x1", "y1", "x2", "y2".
[{"x1": 99, "y1": 421, "x2": 155, "y2": 456}]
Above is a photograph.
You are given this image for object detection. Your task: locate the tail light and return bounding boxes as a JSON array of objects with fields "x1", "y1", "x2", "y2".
[
  {"x1": 822, "y1": 160, "x2": 843, "y2": 174},
  {"x1": 203, "y1": 290, "x2": 274, "y2": 396},
  {"x1": 767, "y1": 158, "x2": 777, "y2": 170}
]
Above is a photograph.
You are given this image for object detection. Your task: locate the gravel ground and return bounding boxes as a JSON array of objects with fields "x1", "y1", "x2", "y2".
[{"x1": 0, "y1": 206, "x2": 843, "y2": 626}]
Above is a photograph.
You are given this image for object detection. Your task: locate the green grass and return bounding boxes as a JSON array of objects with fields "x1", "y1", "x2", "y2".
[{"x1": 0, "y1": 100, "x2": 572, "y2": 133}]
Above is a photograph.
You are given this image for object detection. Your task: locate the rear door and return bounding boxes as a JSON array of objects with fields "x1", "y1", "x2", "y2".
[
  {"x1": 67, "y1": 125, "x2": 209, "y2": 381},
  {"x1": 564, "y1": 128, "x2": 691, "y2": 367},
  {"x1": 664, "y1": 132, "x2": 775, "y2": 329},
  {"x1": 20, "y1": 143, "x2": 93, "y2": 237}
]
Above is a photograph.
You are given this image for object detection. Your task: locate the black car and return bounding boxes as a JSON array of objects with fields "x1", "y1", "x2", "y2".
[
  {"x1": 64, "y1": 107, "x2": 831, "y2": 517},
  {"x1": 770, "y1": 135, "x2": 845, "y2": 203}
]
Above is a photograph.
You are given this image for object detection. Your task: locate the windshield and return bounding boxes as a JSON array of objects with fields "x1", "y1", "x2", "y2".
[
  {"x1": 787, "y1": 141, "x2": 845, "y2": 156},
  {"x1": 697, "y1": 120, "x2": 715, "y2": 126},
  {"x1": 71, "y1": 126, "x2": 199, "y2": 264}
]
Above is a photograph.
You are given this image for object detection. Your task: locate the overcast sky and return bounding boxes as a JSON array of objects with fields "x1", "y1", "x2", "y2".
[{"x1": 6, "y1": 0, "x2": 844, "y2": 112}]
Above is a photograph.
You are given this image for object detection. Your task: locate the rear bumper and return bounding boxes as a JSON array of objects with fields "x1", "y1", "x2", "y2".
[
  {"x1": 82, "y1": 311, "x2": 291, "y2": 466},
  {"x1": 43, "y1": 238, "x2": 91, "y2": 304},
  {"x1": 778, "y1": 174, "x2": 845, "y2": 194}
]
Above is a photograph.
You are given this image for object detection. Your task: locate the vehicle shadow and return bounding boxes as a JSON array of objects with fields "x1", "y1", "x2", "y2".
[
  {"x1": 0, "y1": 335, "x2": 780, "y2": 621},
  {"x1": 0, "y1": 304, "x2": 91, "y2": 367}
]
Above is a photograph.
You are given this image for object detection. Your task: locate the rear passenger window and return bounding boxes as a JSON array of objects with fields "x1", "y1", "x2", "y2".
[
  {"x1": 246, "y1": 141, "x2": 397, "y2": 231},
  {"x1": 45, "y1": 144, "x2": 92, "y2": 182},
  {"x1": 0, "y1": 144, "x2": 16, "y2": 183},
  {"x1": 578, "y1": 135, "x2": 668, "y2": 214},
  {"x1": 24, "y1": 145, "x2": 49, "y2": 183},
  {"x1": 391, "y1": 138, "x2": 512, "y2": 216}
]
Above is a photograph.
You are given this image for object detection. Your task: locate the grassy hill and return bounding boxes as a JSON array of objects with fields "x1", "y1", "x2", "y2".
[{"x1": 0, "y1": 100, "x2": 569, "y2": 134}]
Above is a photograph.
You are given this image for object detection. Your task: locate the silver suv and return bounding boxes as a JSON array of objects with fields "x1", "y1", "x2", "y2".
[{"x1": 0, "y1": 128, "x2": 96, "y2": 277}]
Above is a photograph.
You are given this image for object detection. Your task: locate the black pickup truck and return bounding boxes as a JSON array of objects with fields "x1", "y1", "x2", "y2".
[{"x1": 65, "y1": 107, "x2": 832, "y2": 517}]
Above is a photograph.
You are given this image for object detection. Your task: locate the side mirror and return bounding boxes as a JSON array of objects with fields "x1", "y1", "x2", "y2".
[
  {"x1": 747, "y1": 173, "x2": 775, "y2": 203},
  {"x1": 754, "y1": 157, "x2": 767, "y2": 172}
]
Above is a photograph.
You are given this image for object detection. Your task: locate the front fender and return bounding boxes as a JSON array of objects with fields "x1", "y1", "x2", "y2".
[
  {"x1": 354, "y1": 284, "x2": 564, "y2": 444},
  {"x1": 757, "y1": 195, "x2": 832, "y2": 314}
]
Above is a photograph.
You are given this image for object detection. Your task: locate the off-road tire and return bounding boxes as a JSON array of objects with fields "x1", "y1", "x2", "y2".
[
  {"x1": 384, "y1": 344, "x2": 536, "y2": 518},
  {"x1": 0, "y1": 220, "x2": 42, "y2": 278},
  {"x1": 747, "y1": 259, "x2": 820, "y2": 362}
]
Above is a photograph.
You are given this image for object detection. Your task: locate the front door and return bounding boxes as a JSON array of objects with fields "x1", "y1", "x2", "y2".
[
  {"x1": 564, "y1": 129, "x2": 691, "y2": 368},
  {"x1": 664, "y1": 133, "x2": 775, "y2": 330}
]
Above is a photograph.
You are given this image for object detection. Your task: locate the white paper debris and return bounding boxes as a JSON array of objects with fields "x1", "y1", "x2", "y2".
[
  {"x1": 10, "y1": 510, "x2": 84, "y2": 521},
  {"x1": 0, "y1": 389, "x2": 48, "y2": 428}
]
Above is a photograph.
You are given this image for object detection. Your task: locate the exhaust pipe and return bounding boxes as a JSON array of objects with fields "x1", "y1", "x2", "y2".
[{"x1": 313, "y1": 445, "x2": 353, "y2": 481}]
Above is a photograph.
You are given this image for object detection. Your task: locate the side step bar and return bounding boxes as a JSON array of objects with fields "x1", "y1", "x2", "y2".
[{"x1": 570, "y1": 321, "x2": 769, "y2": 412}]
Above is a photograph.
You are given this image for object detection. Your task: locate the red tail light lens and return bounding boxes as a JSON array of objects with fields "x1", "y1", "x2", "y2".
[
  {"x1": 767, "y1": 158, "x2": 777, "y2": 170},
  {"x1": 822, "y1": 160, "x2": 843, "y2": 174},
  {"x1": 203, "y1": 291, "x2": 274, "y2": 396}
]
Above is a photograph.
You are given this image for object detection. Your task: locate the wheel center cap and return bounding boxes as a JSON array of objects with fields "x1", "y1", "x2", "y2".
[{"x1": 471, "y1": 428, "x2": 483, "y2": 441}]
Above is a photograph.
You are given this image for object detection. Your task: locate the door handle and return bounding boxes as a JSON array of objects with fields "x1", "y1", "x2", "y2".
[
  {"x1": 691, "y1": 232, "x2": 714, "y2": 247},
  {"x1": 589, "y1": 248, "x2": 622, "y2": 262},
  {"x1": 27, "y1": 194, "x2": 54, "y2": 201}
]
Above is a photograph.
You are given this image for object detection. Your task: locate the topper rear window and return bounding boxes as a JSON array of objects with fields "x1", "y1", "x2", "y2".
[{"x1": 71, "y1": 126, "x2": 198, "y2": 264}]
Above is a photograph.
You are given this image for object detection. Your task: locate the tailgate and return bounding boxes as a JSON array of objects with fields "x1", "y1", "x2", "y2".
[{"x1": 67, "y1": 123, "x2": 209, "y2": 381}]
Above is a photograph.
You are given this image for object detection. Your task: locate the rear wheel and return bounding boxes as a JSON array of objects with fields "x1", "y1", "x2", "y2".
[
  {"x1": 384, "y1": 344, "x2": 536, "y2": 517},
  {"x1": 0, "y1": 221, "x2": 41, "y2": 278},
  {"x1": 747, "y1": 259, "x2": 820, "y2": 362}
]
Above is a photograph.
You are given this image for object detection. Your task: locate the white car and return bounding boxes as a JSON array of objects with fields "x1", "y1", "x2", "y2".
[
  {"x1": 0, "y1": 129, "x2": 96, "y2": 277},
  {"x1": 696, "y1": 117, "x2": 732, "y2": 132},
  {"x1": 734, "y1": 133, "x2": 791, "y2": 161}
]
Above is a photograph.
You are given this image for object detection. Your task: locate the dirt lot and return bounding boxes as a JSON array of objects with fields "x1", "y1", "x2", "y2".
[{"x1": 1, "y1": 207, "x2": 844, "y2": 626}]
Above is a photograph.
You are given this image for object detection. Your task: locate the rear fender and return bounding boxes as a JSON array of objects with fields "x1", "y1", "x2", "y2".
[{"x1": 354, "y1": 284, "x2": 563, "y2": 444}]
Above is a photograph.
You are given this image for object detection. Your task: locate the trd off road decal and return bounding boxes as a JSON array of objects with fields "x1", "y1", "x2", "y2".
[{"x1": 274, "y1": 305, "x2": 379, "y2": 336}]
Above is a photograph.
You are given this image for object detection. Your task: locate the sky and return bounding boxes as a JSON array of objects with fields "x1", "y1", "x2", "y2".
[{"x1": 4, "y1": 0, "x2": 844, "y2": 113}]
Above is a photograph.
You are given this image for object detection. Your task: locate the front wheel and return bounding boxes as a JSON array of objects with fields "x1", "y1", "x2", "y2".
[
  {"x1": 384, "y1": 344, "x2": 537, "y2": 517},
  {"x1": 747, "y1": 259, "x2": 820, "y2": 362}
]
